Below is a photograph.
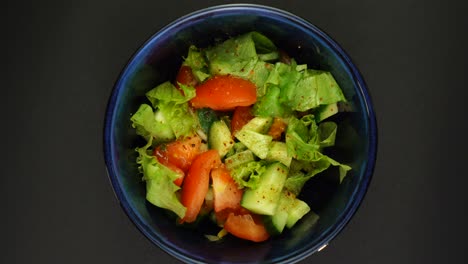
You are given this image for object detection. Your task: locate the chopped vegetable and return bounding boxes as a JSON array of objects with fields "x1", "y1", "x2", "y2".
[
  {"x1": 224, "y1": 213, "x2": 270, "y2": 242},
  {"x1": 154, "y1": 134, "x2": 202, "y2": 173},
  {"x1": 190, "y1": 75, "x2": 257, "y2": 110},
  {"x1": 181, "y1": 150, "x2": 221, "y2": 223},
  {"x1": 211, "y1": 167, "x2": 243, "y2": 213},
  {"x1": 175, "y1": 65, "x2": 198, "y2": 88},
  {"x1": 136, "y1": 138, "x2": 186, "y2": 218},
  {"x1": 131, "y1": 31, "x2": 352, "y2": 242},
  {"x1": 231, "y1": 106, "x2": 254, "y2": 136}
]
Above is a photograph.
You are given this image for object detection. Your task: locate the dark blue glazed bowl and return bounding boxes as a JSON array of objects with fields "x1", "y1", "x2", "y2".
[{"x1": 104, "y1": 4, "x2": 376, "y2": 264}]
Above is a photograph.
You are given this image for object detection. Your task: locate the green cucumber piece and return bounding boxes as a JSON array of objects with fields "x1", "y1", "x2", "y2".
[
  {"x1": 263, "y1": 191, "x2": 295, "y2": 235},
  {"x1": 225, "y1": 142, "x2": 247, "y2": 158},
  {"x1": 286, "y1": 198, "x2": 311, "y2": 228},
  {"x1": 225, "y1": 150, "x2": 255, "y2": 170},
  {"x1": 235, "y1": 130, "x2": 272, "y2": 159},
  {"x1": 266, "y1": 141, "x2": 292, "y2": 167},
  {"x1": 209, "y1": 120, "x2": 234, "y2": 158},
  {"x1": 241, "y1": 162, "x2": 288, "y2": 215},
  {"x1": 264, "y1": 211, "x2": 288, "y2": 236},
  {"x1": 241, "y1": 117, "x2": 273, "y2": 134},
  {"x1": 197, "y1": 108, "x2": 218, "y2": 135}
]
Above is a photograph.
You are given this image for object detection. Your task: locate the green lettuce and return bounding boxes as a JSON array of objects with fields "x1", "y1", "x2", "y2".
[
  {"x1": 253, "y1": 60, "x2": 348, "y2": 117},
  {"x1": 205, "y1": 32, "x2": 277, "y2": 72},
  {"x1": 130, "y1": 104, "x2": 175, "y2": 142},
  {"x1": 284, "y1": 154, "x2": 351, "y2": 195},
  {"x1": 136, "y1": 138, "x2": 186, "y2": 218},
  {"x1": 132, "y1": 81, "x2": 197, "y2": 141},
  {"x1": 253, "y1": 85, "x2": 293, "y2": 117},
  {"x1": 229, "y1": 160, "x2": 268, "y2": 189},
  {"x1": 285, "y1": 115, "x2": 351, "y2": 193},
  {"x1": 203, "y1": 32, "x2": 278, "y2": 96},
  {"x1": 181, "y1": 32, "x2": 347, "y2": 118},
  {"x1": 145, "y1": 81, "x2": 195, "y2": 106},
  {"x1": 275, "y1": 62, "x2": 347, "y2": 112},
  {"x1": 318, "y1": 121, "x2": 337, "y2": 148},
  {"x1": 183, "y1": 45, "x2": 210, "y2": 82}
]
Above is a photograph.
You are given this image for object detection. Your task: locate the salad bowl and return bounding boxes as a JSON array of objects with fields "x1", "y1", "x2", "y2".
[{"x1": 104, "y1": 4, "x2": 377, "y2": 263}]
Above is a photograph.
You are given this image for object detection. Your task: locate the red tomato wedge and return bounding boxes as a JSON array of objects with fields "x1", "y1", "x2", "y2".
[
  {"x1": 231, "y1": 106, "x2": 254, "y2": 136},
  {"x1": 224, "y1": 213, "x2": 270, "y2": 242},
  {"x1": 180, "y1": 150, "x2": 221, "y2": 223},
  {"x1": 154, "y1": 135, "x2": 202, "y2": 173},
  {"x1": 175, "y1": 65, "x2": 198, "y2": 88},
  {"x1": 190, "y1": 75, "x2": 257, "y2": 110},
  {"x1": 215, "y1": 207, "x2": 251, "y2": 226},
  {"x1": 211, "y1": 167, "x2": 243, "y2": 213}
]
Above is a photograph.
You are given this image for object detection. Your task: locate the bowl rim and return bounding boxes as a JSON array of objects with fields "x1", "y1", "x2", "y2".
[{"x1": 103, "y1": 3, "x2": 377, "y2": 264}]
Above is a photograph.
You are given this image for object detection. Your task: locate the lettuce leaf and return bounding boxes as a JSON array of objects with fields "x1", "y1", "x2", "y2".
[
  {"x1": 133, "y1": 82, "x2": 197, "y2": 141},
  {"x1": 318, "y1": 121, "x2": 337, "y2": 148},
  {"x1": 130, "y1": 104, "x2": 175, "y2": 142},
  {"x1": 203, "y1": 32, "x2": 277, "y2": 96},
  {"x1": 229, "y1": 160, "x2": 267, "y2": 189},
  {"x1": 277, "y1": 63, "x2": 347, "y2": 112},
  {"x1": 250, "y1": 31, "x2": 277, "y2": 54},
  {"x1": 145, "y1": 81, "x2": 195, "y2": 106},
  {"x1": 285, "y1": 152, "x2": 351, "y2": 194},
  {"x1": 136, "y1": 138, "x2": 186, "y2": 218},
  {"x1": 307, "y1": 70, "x2": 347, "y2": 106},
  {"x1": 205, "y1": 33, "x2": 257, "y2": 75},
  {"x1": 205, "y1": 32, "x2": 277, "y2": 73},
  {"x1": 183, "y1": 45, "x2": 207, "y2": 71},
  {"x1": 181, "y1": 32, "x2": 347, "y2": 118},
  {"x1": 158, "y1": 102, "x2": 197, "y2": 139},
  {"x1": 285, "y1": 115, "x2": 351, "y2": 190},
  {"x1": 253, "y1": 85, "x2": 293, "y2": 117},
  {"x1": 183, "y1": 45, "x2": 209, "y2": 82}
]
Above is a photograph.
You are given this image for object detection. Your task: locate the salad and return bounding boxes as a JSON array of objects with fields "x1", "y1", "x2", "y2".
[{"x1": 130, "y1": 32, "x2": 351, "y2": 242}]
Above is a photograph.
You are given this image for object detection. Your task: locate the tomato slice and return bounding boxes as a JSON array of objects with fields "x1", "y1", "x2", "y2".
[
  {"x1": 231, "y1": 106, "x2": 254, "y2": 136},
  {"x1": 180, "y1": 150, "x2": 221, "y2": 223},
  {"x1": 190, "y1": 75, "x2": 257, "y2": 110},
  {"x1": 175, "y1": 65, "x2": 198, "y2": 88},
  {"x1": 154, "y1": 135, "x2": 202, "y2": 173},
  {"x1": 215, "y1": 207, "x2": 251, "y2": 226},
  {"x1": 224, "y1": 213, "x2": 270, "y2": 242},
  {"x1": 211, "y1": 167, "x2": 243, "y2": 213}
]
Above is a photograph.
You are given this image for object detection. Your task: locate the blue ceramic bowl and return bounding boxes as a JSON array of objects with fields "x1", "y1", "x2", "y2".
[{"x1": 104, "y1": 4, "x2": 376, "y2": 264}]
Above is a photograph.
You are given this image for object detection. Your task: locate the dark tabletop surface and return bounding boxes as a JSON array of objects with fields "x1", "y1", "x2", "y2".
[{"x1": 4, "y1": 0, "x2": 468, "y2": 263}]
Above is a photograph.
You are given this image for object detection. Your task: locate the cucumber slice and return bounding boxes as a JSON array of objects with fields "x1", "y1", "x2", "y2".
[
  {"x1": 235, "y1": 130, "x2": 272, "y2": 159},
  {"x1": 209, "y1": 120, "x2": 234, "y2": 158},
  {"x1": 241, "y1": 117, "x2": 272, "y2": 133},
  {"x1": 225, "y1": 150, "x2": 255, "y2": 170},
  {"x1": 286, "y1": 199, "x2": 311, "y2": 228},
  {"x1": 263, "y1": 191, "x2": 294, "y2": 235},
  {"x1": 241, "y1": 162, "x2": 288, "y2": 215},
  {"x1": 266, "y1": 141, "x2": 292, "y2": 167},
  {"x1": 197, "y1": 108, "x2": 218, "y2": 134},
  {"x1": 264, "y1": 190, "x2": 312, "y2": 234},
  {"x1": 264, "y1": 210, "x2": 288, "y2": 236}
]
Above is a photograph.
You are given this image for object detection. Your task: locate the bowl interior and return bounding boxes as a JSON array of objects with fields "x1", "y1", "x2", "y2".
[{"x1": 105, "y1": 5, "x2": 375, "y2": 264}]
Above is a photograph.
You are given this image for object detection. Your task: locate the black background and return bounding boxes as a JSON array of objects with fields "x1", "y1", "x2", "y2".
[{"x1": 4, "y1": 0, "x2": 468, "y2": 263}]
